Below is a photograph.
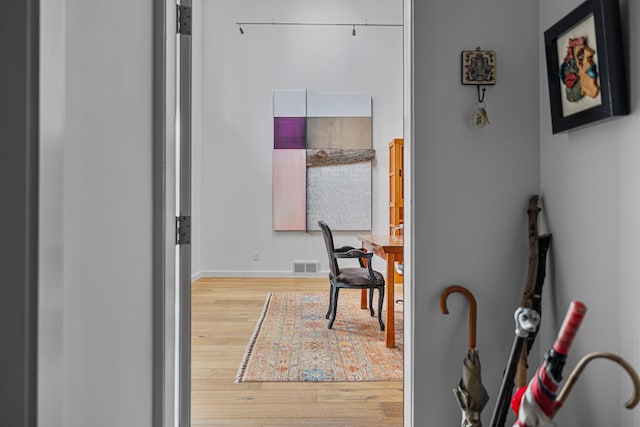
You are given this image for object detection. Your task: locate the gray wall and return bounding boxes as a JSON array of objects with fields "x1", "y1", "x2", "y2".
[
  {"x1": 538, "y1": 0, "x2": 640, "y2": 425},
  {"x1": 413, "y1": 0, "x2": 540, "y2": 425},
  {"x1": 62, "y1": 0, "x2": 154, "y2": 423},
  {"x1": 38, "y1": 0, "x2": 155, "y2": 425},
  {"x1": 39, "y1": 0, "x2": 65, "y2": 424}
]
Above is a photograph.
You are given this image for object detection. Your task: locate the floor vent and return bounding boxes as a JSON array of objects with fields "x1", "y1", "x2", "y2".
[{"x1": 292, "y1": 261, "x2": 320, "y2": 274}]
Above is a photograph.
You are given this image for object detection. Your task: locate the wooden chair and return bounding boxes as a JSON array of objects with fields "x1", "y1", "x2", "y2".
[{"x1": 318, "y1": 221, "x2": 385, "y2": 330}]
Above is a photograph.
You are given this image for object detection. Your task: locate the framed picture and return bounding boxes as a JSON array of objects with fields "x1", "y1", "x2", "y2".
[{"x1": 544, "y1": 0, "x2": 628, "y2": 134}]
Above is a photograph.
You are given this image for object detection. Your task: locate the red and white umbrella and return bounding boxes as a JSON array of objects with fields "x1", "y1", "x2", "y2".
[{"x1": 511, "y1": 301, "x2": 587, "y2": 427}]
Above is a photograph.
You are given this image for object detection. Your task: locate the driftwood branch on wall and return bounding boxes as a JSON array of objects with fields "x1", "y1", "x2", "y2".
[{"x1": 306, "y1": 149, "x2": 375, "y2": 167}]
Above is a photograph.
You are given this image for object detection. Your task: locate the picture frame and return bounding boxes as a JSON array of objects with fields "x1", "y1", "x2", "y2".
[{"x1": 544, "y1": 0, "x2": 628, "y2": 134}]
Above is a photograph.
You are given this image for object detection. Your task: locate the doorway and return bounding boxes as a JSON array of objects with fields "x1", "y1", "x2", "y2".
[{"x1": 157, "y1": 0, "x2": 414, "y2": 425}]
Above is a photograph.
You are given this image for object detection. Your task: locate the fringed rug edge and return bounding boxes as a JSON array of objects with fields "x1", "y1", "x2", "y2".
[{"x1": 234, "y1": 293, "x2": 273, "y2": 383}]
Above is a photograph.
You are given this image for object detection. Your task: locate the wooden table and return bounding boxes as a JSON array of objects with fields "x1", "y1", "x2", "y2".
[{"x1": 357, "y1": 234, "x2": 403, "y2": 348}]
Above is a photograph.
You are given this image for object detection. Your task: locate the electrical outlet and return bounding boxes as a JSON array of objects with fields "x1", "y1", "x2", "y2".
[{"x1": 253, "y1": 251, "x2": 260, "y2": 261}]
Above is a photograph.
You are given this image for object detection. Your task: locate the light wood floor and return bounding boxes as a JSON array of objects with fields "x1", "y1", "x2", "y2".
[{"x1": 191, "y1": 277, "x2": 404, "y2": 426}]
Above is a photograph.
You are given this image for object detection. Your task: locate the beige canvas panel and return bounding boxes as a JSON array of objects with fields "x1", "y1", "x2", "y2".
[{"x1": 307, "y1": 117, "x2": 372, "y2": 150}]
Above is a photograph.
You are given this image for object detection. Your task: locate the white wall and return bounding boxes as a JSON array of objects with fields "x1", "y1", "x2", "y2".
[
  {"x1": 539, "y1": 0, "x2": 640, "y2": 425},
  {"x1": 413, "y1": 1, "x2": 540, "y2": 425},
  {"x1": 194, "y1": 0, "x2": 403, "y2": 278}
]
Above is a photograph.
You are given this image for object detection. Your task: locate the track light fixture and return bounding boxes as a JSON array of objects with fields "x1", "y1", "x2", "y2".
[{"x1": 233, "y1": 20, "x2": 402, "y2": 37}]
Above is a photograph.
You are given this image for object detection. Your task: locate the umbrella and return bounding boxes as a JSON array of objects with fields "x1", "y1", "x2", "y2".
[
  {"x1": 511, "y1": 301, "x2": 587, "y2": 427},
  {"x1": 491, "y1": 307, "x2": 541, "y2": 427},
  {"x1": 441, "y1": 285, "x2": 490, "y2": 427}
]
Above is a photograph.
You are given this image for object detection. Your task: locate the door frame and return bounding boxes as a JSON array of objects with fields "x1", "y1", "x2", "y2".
[
  {"x1": 152, "y1": 1, "x2": 415, "y2": 425},
  {"x1": 152, "y1": 1, "x2": 178, "y2": 426},
  {"x1": 402, "y1": 2, "x2": 414, "y2": 424}
]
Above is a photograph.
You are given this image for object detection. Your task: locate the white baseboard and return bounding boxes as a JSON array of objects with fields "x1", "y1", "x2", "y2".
[{"x1": 192, "y1": 270, "x2": 327, "y2": 282}]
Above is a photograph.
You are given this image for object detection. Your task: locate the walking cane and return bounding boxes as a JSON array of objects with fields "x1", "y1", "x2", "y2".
[
  {"x1": 553, "y1": 352, "x2": 640, "y2": 415},
  {"x1": 490, "y1": 196, "x2": 551, "y2": 427}
]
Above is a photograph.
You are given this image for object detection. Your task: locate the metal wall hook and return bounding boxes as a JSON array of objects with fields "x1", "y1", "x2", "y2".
[{"x1": 477, "y1": 85, "x2": 486, "y2": 104}]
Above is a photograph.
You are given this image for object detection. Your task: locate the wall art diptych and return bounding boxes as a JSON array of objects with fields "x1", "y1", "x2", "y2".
[{"x1": 272, "y1": 90, "x2": 373, "y2": 231}]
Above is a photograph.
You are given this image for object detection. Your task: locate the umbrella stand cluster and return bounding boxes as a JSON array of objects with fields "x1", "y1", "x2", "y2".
[
  {"x1": 511, "y1": 302, "x2": 640, "y2": 426},
  {"x1": 440, "y1": 285, "x2": 489, "y2": 427},
  {"x1": 438, "y1": 196, "x2": 640, "y2": 425}
]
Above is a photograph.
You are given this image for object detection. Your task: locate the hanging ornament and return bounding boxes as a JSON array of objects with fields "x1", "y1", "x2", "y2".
[{"x1": 470, "y1": 102, "x2": 490, "y2": 128}]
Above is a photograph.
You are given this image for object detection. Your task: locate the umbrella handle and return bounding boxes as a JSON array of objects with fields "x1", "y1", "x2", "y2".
[
  {"x1": 439, "y1": 285, "x2": 477, "y2": 351},
  {"x1": 553, "y1": 352, "x2": 640, "y2": 417}
]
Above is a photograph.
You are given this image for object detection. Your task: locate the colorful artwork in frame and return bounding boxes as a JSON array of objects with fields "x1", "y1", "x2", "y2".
[
  {"x1": 544, "y1": 0, "x2": 628, "y2": 134},
  {"x1": 272, "y1": 90, "x2": 373, "y2": 231}
]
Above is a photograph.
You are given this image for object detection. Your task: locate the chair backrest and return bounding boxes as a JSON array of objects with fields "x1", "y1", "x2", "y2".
[{"x1": 318, "y1": 221, "x2": 340, "y2": 276}]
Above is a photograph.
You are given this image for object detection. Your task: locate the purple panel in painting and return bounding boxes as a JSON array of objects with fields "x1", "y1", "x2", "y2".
[{"x1": 274, "y1": 117, "x2": 306, "y2": 149}]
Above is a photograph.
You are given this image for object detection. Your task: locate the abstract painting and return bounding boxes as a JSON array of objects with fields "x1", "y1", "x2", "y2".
[{"x1": 272, "y1": 90, "x2": 373, "y2": 231}]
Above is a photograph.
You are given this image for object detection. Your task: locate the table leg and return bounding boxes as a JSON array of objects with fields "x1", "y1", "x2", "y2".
[
  {"x1": 385, "y1": 254, "x2": 396, "y2": 348},
  {"x1": 361, "y1": 289, "x2": 368, "y2": 310},
  {"x1": 360, "y1": 249, "x2": 369, "y2": 309}
]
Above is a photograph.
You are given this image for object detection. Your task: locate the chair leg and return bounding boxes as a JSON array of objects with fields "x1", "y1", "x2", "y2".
[
  {"x1": 377, "y1": 287, "x2": 385, "y2": 331},
  {"x1": 368, "y1": 287, "x2": 375, "y2": 317},
  {"x1": 325, "y1": 285, "x2": 334, "y2": 320},
  {"x1": 327, "y1": 287, "x2": 340, "y2": 329}
]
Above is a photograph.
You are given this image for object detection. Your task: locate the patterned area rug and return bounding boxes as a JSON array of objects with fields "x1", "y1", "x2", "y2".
[{"x1": 235, "y1": 291, "x2": 403, "y2": 382}]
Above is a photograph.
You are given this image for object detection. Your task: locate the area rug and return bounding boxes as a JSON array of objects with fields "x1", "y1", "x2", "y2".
[{"x1": 235, "y1": 291, "x2": 403, "y2": 382}]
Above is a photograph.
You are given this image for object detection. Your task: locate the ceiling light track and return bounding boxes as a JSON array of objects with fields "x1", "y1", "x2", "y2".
[{"x1": 236, "y1": 20, "x2": 403, "y2": 35}]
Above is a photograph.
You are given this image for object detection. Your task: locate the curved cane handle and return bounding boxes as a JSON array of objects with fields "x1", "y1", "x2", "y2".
[
  {"x1": 439, "y1": 285, "x2": 477, "y2": 351},
  {"x1": 554, "y1": 352, "x2": 640, "y2": 417}
]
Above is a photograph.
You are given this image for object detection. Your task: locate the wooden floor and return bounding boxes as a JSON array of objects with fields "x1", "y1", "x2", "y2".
[{"x1": 191, "y1": 277, "x2": 404, "y2": 426}]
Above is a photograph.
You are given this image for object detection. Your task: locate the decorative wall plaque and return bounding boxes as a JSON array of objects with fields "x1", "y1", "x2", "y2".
[{"x1": 461, "y1": 49, "x2": 497, "y2": 85}]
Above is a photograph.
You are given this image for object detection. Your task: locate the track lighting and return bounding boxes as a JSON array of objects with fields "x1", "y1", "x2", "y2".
[{"x1": 233, "y1": 21, "x2": 402, "y2": 37}]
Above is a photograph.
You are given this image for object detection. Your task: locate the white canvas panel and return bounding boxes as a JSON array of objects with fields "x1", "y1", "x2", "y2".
[
  {"x1": 307, "y1": 92, "x2": 371, "y2": 117},
  {"x1": 307, "y1": 162, "x2": 371, "y2": 231},
  {"x1": 273, "y1": 90, "x2": 307, "y2": 117}
]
